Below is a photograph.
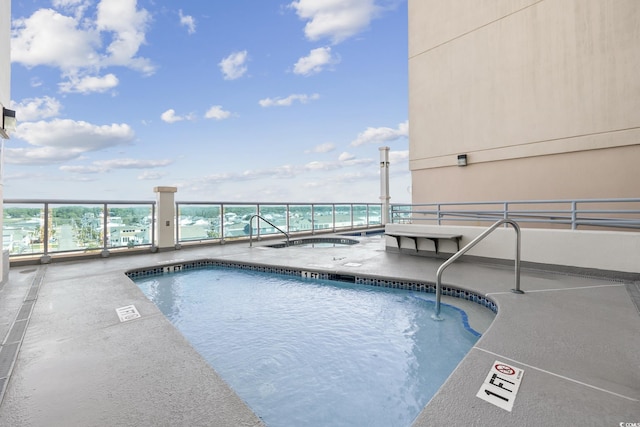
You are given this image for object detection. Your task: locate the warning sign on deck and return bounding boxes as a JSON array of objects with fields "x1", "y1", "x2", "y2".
[{"x1": 476, "y1": 360, "x2": 524, "y2": 412}]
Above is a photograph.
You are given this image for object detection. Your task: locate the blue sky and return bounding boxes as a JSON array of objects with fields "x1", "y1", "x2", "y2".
[{"x1": 6, "y1": 0, "x2": 409, "y2": 203}]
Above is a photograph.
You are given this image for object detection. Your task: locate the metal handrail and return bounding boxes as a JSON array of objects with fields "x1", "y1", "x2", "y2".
[
  {"x1": 248, "y1": 214, "x2": 290, "y2": 247},
  {"x1": 433, "y1": 219, "x2": 523, "y2": 320}
]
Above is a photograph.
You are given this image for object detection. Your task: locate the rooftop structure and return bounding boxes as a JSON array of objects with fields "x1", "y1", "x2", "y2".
[
  {"x1": 0, "y1": 1, "x2": 639, "y2": 425},
  {"x1": 408, "y1": 0, "x2": 640, "y2": 203}
]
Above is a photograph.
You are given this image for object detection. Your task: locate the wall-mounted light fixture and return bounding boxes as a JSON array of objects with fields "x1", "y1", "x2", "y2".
[
  {"x1": 457, "y1": 154, "x2": 468, "y2": 167},
  {"x1": 1, "y1": 107, "x2": 16, "y2": 138}
]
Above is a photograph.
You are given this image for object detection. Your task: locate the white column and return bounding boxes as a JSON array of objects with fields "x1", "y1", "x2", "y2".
[
  {"x1": 379, "y1": 146, "x2": 390, "y2": 225},
  {"x1": 154, "y1": 186, "x2": 177, "y2": 250}
]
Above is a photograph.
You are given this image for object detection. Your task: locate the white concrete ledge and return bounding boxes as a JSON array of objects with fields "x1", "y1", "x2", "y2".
[{"x1": 385, "y1": 224, "x2": 640, "y2": 274}]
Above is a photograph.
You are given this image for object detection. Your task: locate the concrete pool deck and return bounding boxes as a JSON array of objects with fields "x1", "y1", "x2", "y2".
[{"x1": 0, "y1": 234, "x2": 639, "y2": 426}]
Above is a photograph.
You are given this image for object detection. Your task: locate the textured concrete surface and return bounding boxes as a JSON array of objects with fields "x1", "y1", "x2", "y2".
[{"x1": 0, "y1": 234, "x2": 639, "y2": 426}]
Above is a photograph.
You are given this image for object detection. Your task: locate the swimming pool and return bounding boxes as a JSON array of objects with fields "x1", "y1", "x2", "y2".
[{"x1": 133, "y1": 266, "x2": 485, "y2": 427}]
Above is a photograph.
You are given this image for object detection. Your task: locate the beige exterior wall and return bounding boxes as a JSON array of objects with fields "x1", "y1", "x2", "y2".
[
  {"x1": 0, "y1": 0, "x2": 9, "y2": 106},
  {"x1": 0, "y1": 0, "x2": 10, "y2": 283},
  {"x1": 408, "y1": 0, "x2": 640, "y2": 203}
]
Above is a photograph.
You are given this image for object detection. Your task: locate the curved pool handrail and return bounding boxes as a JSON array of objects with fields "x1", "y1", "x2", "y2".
[
  {"x1": 248, "y1": 214, "x2": 290, "y2": 247},
  {"x1": 433, "y1": 219, "x2": 523, "y2": 320}
]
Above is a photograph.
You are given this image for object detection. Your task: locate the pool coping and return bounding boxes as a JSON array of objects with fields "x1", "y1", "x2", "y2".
[{"x1": 1, "y1": 235, "x2": 639, "y2": 426}]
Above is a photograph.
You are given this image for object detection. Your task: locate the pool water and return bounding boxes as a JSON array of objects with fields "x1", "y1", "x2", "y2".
[{"x1": 134, "y1": 267, "x2": 481, "y2": 427}]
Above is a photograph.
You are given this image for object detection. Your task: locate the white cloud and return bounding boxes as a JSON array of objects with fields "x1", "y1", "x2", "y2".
[
  {"x1": 179, "y1": 10, "x2": 196, "y2": 34},
  {"x1": 138, "y1": 170, "x2": 167, "y2": 180},
  {"x1": 305, "y1": 161, "x2": 339, "y2": 171},
  {"x1": 59, "y1": 73, "x2": 119, "y2": 94},
  {"x1": 350, "y1": 120, "x2": 408, "y2": 146},
  {"x1": 288, "y1": 0, "x2": 381, "y2": 44},
  {"x1": 11, "y1": 0, "x2": 154, "y2": 84},
  {"x1": 306, "y1": 142, "x2": 336, "y2": 154},
  {"x1": 293, "y1": 46, "x2": 339, "y2": 76},
  {"x1": 11, "y1": 8, "x2": 102, "y2": 70},
  {"x1": 259, "y1": 93, "x2": 320, "y2": 107},
  {"x1": 205, "y1": 105, "x2": 232, "y2": 120},
  {"x1": 96, "y1": 0, "x2": 154, "y2": 73},
  {"x1": 60, "y1": 158, "x2": 173, "y2": 174},
  {"x1": 52, "y1": 0, "x2": 91, "y2": 20},
  {"x1": 338, "y1": 151, "x2": 355, "y2": 162},
  {"x1": 219, "y1": 50, "x2": 248, "y2": 80},
  {"x1": 389, "y1": 150, "x2": 409, "y2": 163},
  {"x1": 5, "y1": 119, "x2": 135, "y2": 164},
  {"x1": 161, "y1": 109, "x2": 196, "y2": 123},
  {"x1": 13, "y1": 96, "x2": 62, "y2": 121}
]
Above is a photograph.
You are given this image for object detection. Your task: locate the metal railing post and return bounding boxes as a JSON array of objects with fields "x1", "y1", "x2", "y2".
[
  {"x1": 43, "y1": 202, "x2": 49, "y2": 256},
  {"x1": 571, "y1": 201, "x2": 578, "y2": 230},
  {"x1": 101, "y1": 203, "x2": 109, "y2": 257},
  {"x1": 175, "y1": 202, "x2": 180, "y2": 244},
  {"x1": 220, "y1": 203, "x2": 225, "y2": 243},
  {"x1": 151, "y1": 203, "x2": 156, "y2": 251}
]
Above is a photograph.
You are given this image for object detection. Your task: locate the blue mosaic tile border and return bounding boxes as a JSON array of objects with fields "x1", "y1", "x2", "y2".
[{"x1": 126, "y1": 259, "x2": 498, "y2": 314}]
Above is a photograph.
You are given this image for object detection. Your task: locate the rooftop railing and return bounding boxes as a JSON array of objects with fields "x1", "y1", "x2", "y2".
[
  {"x1": 390, "y1": 198, "x2": 640, "y2": 231},
  {"x1": 3, "y1": 199, "x2": 383, "y2": 260},
  {"x1": 5, "y1": 197, "x2": 638, "y2": 262}
]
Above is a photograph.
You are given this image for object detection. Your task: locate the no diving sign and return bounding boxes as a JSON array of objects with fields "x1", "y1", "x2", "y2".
[{"x1": 476, "y1": 360, "x2": 524, "y2": 412}]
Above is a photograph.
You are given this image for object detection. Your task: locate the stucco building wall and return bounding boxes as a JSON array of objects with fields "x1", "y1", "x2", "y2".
[
  {"x1": 1, "y1": 0, "x2": 11, "y2": 284},
  {"x1": 408, "y1": 0, "x2": 640, "y2": 203}
]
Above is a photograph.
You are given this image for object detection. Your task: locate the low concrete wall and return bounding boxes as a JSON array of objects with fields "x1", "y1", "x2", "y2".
[{"x1": 385, "y1": 224, "x2": 640, "y2": 274}]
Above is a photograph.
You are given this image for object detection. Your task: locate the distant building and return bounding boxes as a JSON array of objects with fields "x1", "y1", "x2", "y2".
[{"x1": 408, "y1": 0, "x2": 640, "y2": 203}]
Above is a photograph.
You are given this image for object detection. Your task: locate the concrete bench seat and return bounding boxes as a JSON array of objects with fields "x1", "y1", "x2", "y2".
[{"x1": 385, "y1": 231, "x2": 462, "y2": 253}]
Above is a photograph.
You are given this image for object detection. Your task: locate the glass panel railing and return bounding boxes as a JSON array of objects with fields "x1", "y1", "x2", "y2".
[
  {"x1": 289, "y1": 205, "x2": 312, "y2": 233},
  {"x1": 107, "y1": 204, "x2": 154, "y2": 248},
  {"x1": 313, "y1": 204, "x2": 334, "y2": 231},
  {"x1": 368, "y1": 204, "x2": 382, "y2": 226},
  {"x1": 4, "y1": 199, "x2": 385, "y2": 260},
  {"x1": 50, "y1": 204, "x2": 103, "y2": 253},
  {"x1": 352, "y1": 204, "x2": 367, "y2": 227},
  {"x1": 334, "y1": 204, "x2": 353, "y2": 229},
  {"x1": 3, "y1": 203, "x2": 45, "y2": 255},
  {"x1": 177, "y1": 204, "x2": 222, "y2": 242},
  {"x1": 223, "y1": 204, "x2": 257, "y2": 239},
  {"x1": 256, "y1": 205, "x2": 288, "y2": 237}
]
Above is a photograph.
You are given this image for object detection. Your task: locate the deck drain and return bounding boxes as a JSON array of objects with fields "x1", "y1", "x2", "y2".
[
  {"x1": 19, "y1": 269, "x2": 37, "y2": 274},
  {"x1": 116, "y1": 305, "x2": 141, "y2": 322}
]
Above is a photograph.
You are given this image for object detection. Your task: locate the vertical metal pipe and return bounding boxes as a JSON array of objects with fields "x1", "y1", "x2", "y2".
[
  {"x1": 311, "y1": 204, "x2": 315, "y2": 235},
  {"x1": 332, "y1": 203, "x2": 336, "y2": 232},
  {"x1": 256, "y1": 203, "x2": 261, "y2": 240},
  {"x1": 151, "y1": 203, "x2": 156, "y2": 249},
  {"x1": 220, "y1": 203, "x2": 225, "y2": 242},
  {"x1": 286, "y1": 204, "x2": 290, "y2": 234},
  {"x1": 43, "y1": 202, "x2": 49, "y2": 255},
  {"x1": 571, "y1": 201, "x2": 577, "y2": 230},
  {"x1": 379, "y1": 146, "x2": 390, "y2": 225},
  {"x1": 175, "y1": 203, "x2": 180, "y2": 244},
  {"x1": 350, "y1": 203, "x2": 354, "y2": 229},
  {"x1": 102, "y1": 203, "x2": 108, "y2": 256}
]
